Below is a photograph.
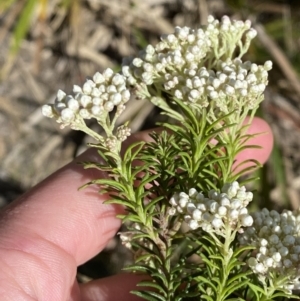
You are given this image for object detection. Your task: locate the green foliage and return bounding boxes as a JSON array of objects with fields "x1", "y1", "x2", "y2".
[
  {"x1": 77, "y1": 82, "x2": 295, "y2": 301},
  {"x1": 11, "y1": 0, "x2": 36, "y2": 54},
  {"x1": 0, "y1": 0, "x2": 18, "y2": 13},
  {"x1": 42, "y1": 15, "x2": 300, "y2": 301}
]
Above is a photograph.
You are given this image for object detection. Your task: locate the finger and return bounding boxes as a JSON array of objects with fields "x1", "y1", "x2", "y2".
[
  {"x1": 233, "y1": 117, "x2": 273, "y2": 172},
  {"x1": 0, "y1": 130, "x2": 152, "y2": 301},
  {"x1": 0, "y1": 118, "x2": 271, "y2": 269},
  {"x1": 80, "y1": 274, "x2": 144, "y2": 301},
  {"x1": 0, "y1": 119, "x2": 272, "y2": 300},
  {"x1": 0, "y1": 119, "x2": 272, "y2": 268}
]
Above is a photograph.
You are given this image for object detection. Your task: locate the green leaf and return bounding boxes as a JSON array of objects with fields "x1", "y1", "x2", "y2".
[
  {"x1": 247, "y1": 282, "x2": 265, "y2": 298},
  {"x1": 144, "y1": 196, "x2": 164, "y2": 214},
  {"x1": 140, "y1": 173, "x2": 160, "y2": 188},
  {"x1": 0, "y1": 0, "x2": 18, "y2": 12},
  {"x1": 272, "y1": 292, "x2": 300, "y2": 299},
  {"x1": 136, "y1": 280, "x2": 165, "y2": 291},
  {"x1": 209, "y1": 254, "x2": 225, "y2": 263},
  {"x1": 233, "y1": 245, "x2": 255, "y2": 257},
  {"x1": 118, "y1": 213, "x2": 142, "y2": 223},
  {"x1": 194, "y1": 276, "x2": 217, "y2": 291},
  {"x1": 172, "y1": 98, "x2": 199, "y2": 128},
  {"x1": 206, "y1": 110, "x2": 236, "y2": 133},
  {"x1": 236, "y1": 144, "x2": 262, "y2": 153},
  {"x1": 151, "y1": 97, "x2": 184, "y2": 122},
  {"x1": 270, "y1": 142, "x2": 290, "y2": 207},
  {"x1": 80, "y1": 162, "x2": 106, "y2": 171},
  {"x1": 125, "y1": 141, "x2": 145, "y2": 161},
  {"x1": 227, "y1": 258, "x2": 245, "y2": 271},
  {"x1": 90, "y1": 178, "x2": 125, "y2": 191},
  {"x1": 228, "y1": 271, "x2": 252, "y2": 285},
  {"x1": 123, "y1": 264, "x2": 153, "y2": 273},
  {"x1": 11, "y1": 0, "x2": 37, "y2": 54},
  {"x1": 200, "y1": 296, "x2": 215, "y2": 301},
  {"x1": 131, "y1": 290, "x2": 166, "y2": 301},
  {"x1": 103, "y1": 150, "x2": 120, "y2": 162},
  {"x1": 104, "y1": 198, "x2": 135, "y2": 210},
  {"x1": 131, "y1": 246, "x2": 163, "y2": 266},
  {"x1": 135, "y1": 253, "x2": 156, "y2": 264},
  {"x1": 222, "y1": 279, "x2": 249, "y2": 299}
]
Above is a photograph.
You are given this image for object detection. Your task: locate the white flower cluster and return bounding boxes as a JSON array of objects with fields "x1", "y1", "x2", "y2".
[
  {"x1": 169, "y1": 181, "x2": 253, "y2": 235},
  {"x1": 170, "y1": 58, "x2": 271, "y2": 113},
  {"x1": 42, "y1": 68, "x2": 130, "y2": 128},
  {"x1": 116, "y1": 125, "x2": 131, "y2": 142},
  {"x1": 239, "y1": 208, "x2": 300, "y2": 291},
  {"x1": 122, "y1": 16, "x2": 271, "y2": 113}
]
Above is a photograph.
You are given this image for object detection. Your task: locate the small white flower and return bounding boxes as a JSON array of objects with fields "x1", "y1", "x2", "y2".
[
  {"x1": 250, "y1": 64, "x2": 258, "y2": 73},
  {"x1": 269, "y1": 234, "x2": 279, "y2": 245},
  {"x1": 248, "y1": 257, "x2": 257, "y2": 267},
  {"x1": 112, "y1": 74, "x2": 125, "y2": 86},
  {"x1": 78, "y1": 94, "x2": 92, "y2": 108},
  {"x1": 91, "y1": 106, "x2": 102, "y2": 116},
  {"x1": 189, "y1": 188, "x2": 198, "y2": 197},
  {"x1": 209, "y1": 91, "x2": 219, "y2": 99},
  {"x1": 246, "y1": 28, "x2": 257, "y2": 39},
  {"x1": 284, "y1": 259, "x2": 293, "y2": 268},
  {"x1": 83, "y1": 81, "x2": 93, "y2": 94},
  {"x1": 192, "y1": 209, "x2": 202, "y2": 221},
  {"x1": 169, "y1": 196, "x2": 178, "y2": 207},
  {"x1": 103, "y1": 68, "x2": 114, "y2": 79},
  {"x1": 255, "y1": 263, "x2": 266, "y2": 273},
  {"x1": 229, "y1": 209, "x2": 239, "y2": 220},
  {"x1": 61, "y1": 108, "x2": 75, "y2": 122},
  {"x1": 67, "y1": 98, "x2": 79, "y2": 111},
  {"x1": 209, "y1": 201, "x2": 219, "y2": 213},
  {"x1": 212, "y1": 217, "x2": 223, "y2": 229},
  {"x1": 79, "y1": 109, "x2": 90, "y2": 119},
  {"x1": 220, "y1": 197, "x2": 230, "y2": 207},
  {"x1": 189, "y1": 220, "x2": 199, "y2": 230},
  {"x1": 187, "y1": 203, "x2": 196, "y2": 214},
  {"x1": 265, "y1": 257, "x2": 274, "y2": 267},
  {"x1": 104, "y1": 101, "x2": 114, "y2": 112},
  {"x1": 218, "y1": 206, "x2": 227, "y2": 216},
  {"x1": 121, "y1": 90, "x2": 131, "y2": 102},
  {"x1": 260, "y1": 238, "x2": 268, "y2": 247},
  {"x1": 42, "y1": 105, "x2": 54, "y2": 118},
  {"x1": 56, "y1": 89, "x2": 66, "y2": 101},
  {"x1": 283, "y1": 235, "x2": 296, "y2": 246},
  {"x1": 73, "y1": 85, "x2": 82, "y2": 93},
  {"x1": 240, "y1": 215, "x2": 253, "y2": 227},
  {"x1": 168, "y1": 207, "x2": 177, "y2": 216},
  {"x1": 92, "y1": 97, "x2": 103, "y2": 105},
  {"x1": 107, "y1": 85, "x2": 117, "y2": 94},
  {"x1": 93, "y1": 72, "x2": 105, "y2": 84},
  {"x1": 110, "y1": 93, "x2": 122, "y2": 105}
]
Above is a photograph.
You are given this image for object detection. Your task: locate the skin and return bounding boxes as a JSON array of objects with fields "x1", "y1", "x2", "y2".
[{"x1": 0, "y1": 117, "x2": 273, "y2": 301}]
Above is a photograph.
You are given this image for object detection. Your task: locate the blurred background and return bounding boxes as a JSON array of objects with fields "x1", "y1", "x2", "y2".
[{"x1": 1, "y1": 0, "x2": 300, "y2": 281}]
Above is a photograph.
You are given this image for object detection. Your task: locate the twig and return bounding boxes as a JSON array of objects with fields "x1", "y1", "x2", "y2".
[
  {"x1": 255, "y1": 23, "x2": 300, "y2": 97},
  {"x1": 198, "y1": 0, "x2": 209, "y2": 25}
]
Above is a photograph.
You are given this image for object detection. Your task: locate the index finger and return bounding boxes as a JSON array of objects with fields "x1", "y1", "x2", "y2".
[
  {"x1": 0, "y1": 118, "x2": 272, "y2": 266},
  {"x1": 0, "y1": 118, "x2": 273, "y2": 301},
  {"x1": 0, "y1": 130, "x2": 152, "y2": 267}
]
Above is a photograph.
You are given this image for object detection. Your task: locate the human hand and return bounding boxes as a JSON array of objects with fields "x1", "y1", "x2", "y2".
[{"x1": 0, "y1": 118, "x2": 273, "y2": 301}]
